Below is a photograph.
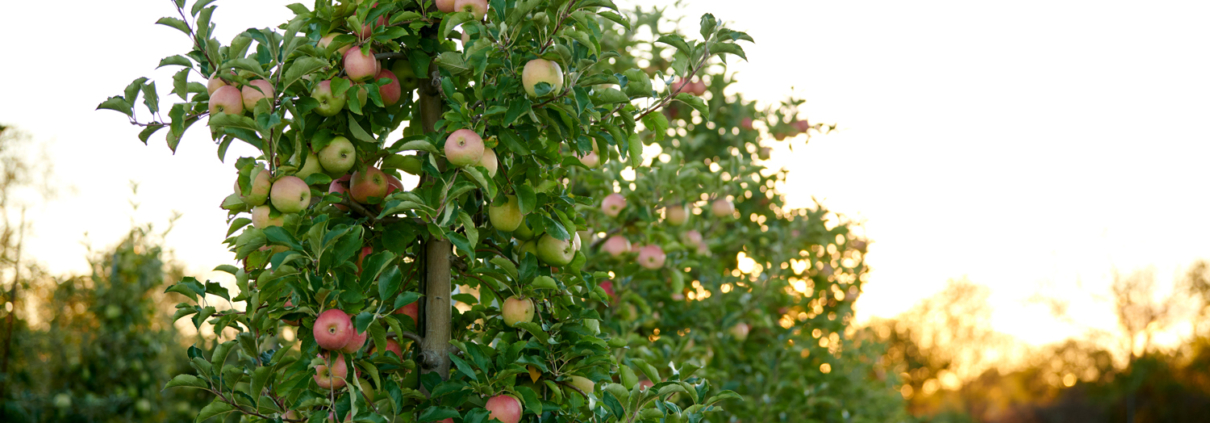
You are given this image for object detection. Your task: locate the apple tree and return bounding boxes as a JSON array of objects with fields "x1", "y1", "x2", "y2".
[
  {"x1": 100, "y1": 0, "x2": 754, "y2": 422},
  {"x1": 569, "y1": 7, "x2": 909, "y2": 422}
]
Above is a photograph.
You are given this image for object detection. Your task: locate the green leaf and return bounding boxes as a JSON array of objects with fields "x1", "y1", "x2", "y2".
[
  {"x1": 504, "y1": 98, "x2": 532, "y2": 127},
  {"x1": 195, "y1": 400, "x2": 235, "y2": 422},
  {"x1": 354, "y1": 312, "x2": 375, "y2": 333},
  {"x1": 656, "y1": 35, "x2": 692, "y2": 55},
  {"x1": 158, "y1": 55, "x2": 194, "y2": 68},
  {"x1": 598, "y1": 11, "x2": 631, "y2": 30},
  {"x1": 283, "y1": 56, "x2": 329, "y2": 90},
  {"x1": 515, "y1": 322, "x2": 551, "y2": 345},
  {"x1": 448, "y1": 354, "x2": 478, "y2": 382},
  {"x1": 591, "y1": 88, "x2": 630, "y2": 104},
  {"x1": 516, "y1": 185, "x2": 536, "y2": 215},
  {"x1": 699, "y1": 13, "x2": 718, "y2": 39},
  {"x1": 490, "y1": 257, "x2": 518, "y2": 279},
  {"x1": 209, "y1": 113, "x2": 259, "y2": 131},
  {"x1": 96, "y1": 97, "x2": 133, "y2": 117},
  {"x1": 542, "y1": 215, "x2": 569, "y2": 241},
  {"x1": 497, "y1": 130, "x2": 530, "y2": 155},
  {"x1": 164, "y1": 374, "x2": 209, "y2": 390},
  {"x1": 222, "y1": 57, "x2": 267, "y2": 78},
  {"x1": 418, "y1": 406, "x2": 461, "y2": 423},
  {"x1": 641, "y1": 112, "x2": 669, "y2": 142},
  {"x1": 156, "y1": 17, "x2": 191, "y2": 36},
  {"x1": 378, "y1": 266, "x2": 403, "y2": 303},
  {"x1": 673, "y1": 93, "x2": 708, "y2": 116},
  {"x1": 394, "y1": 139, "x2": 439, "y2": 154},
  {"x1": 250, "y1": 366, "x2": 273, "y2": 407},
  {"x1": 709, "y1": 42, "x2": 748, "y2": 61},
  {"x1": 434, "y1": 52, "x2": 470, "y2": 75}
]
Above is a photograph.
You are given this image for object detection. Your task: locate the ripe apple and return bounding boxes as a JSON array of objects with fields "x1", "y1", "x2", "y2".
[
  {"x1": 444, "y1": 129, "x2": 485, "y2": 167},
  {"x1": 477, "y1": 148, "x2": 498, "y2": 177},
  {"x1": 435, "y1": 0, "x2": 455, "y2": 12},
  {"x1": 357, "y1": 8, "x2": 388, "y2": 40},
  {"x1": 311, "y1": 80, "x2": 348, "y2": 117},
  {"x1": 682, "y1": 230, "x2": 703, "y2": 250},
  {"x1": 730, "y1": 323, "x2": 750, "y2": 341},
  {"x1": 637, "y1": 244, "x2": 666, "y2": 270},
  {"x1": 740, "y1": 117, "x2": 754, "y2": 130},
  {"x1": 319, "y1": 136, "x2": 357, "y2": 176},
  {"x1": 355, "y1": 246, "x2": 373, "y2": 274},
  {"x1": 501, "y1": 296, "x2": 535, "y2": 327},
  {"x1": 375, "y1": 69, "x2": 403, "y2": 106},
  {"x1": 370, "y1": 339, "x2": 404, "y2": 359},
  {"x1": 638, "y1": 380, "x2": 655, "y2": 391},
  {"x1": 793, "y1": 119, "x2": 811, "y2": 132},
  {"x1": 693, "y1": 80, "x2": 708, "y2": 96},
  {"x1": 270, "y1": 176, "x2": 311, "y2": 214},
  {"x1": 386, "y1": 174, "x2": 404, "y2": 195},
  {"x1": 537, "y1": 234, "x2": 576, "y2": 266},
  {"x1": 295, "y1": 152, "x2": 324, "y2": 180},
  {"x1": 234, "y1": 165, "x2": 271, "y2": 206},
  {"x1": 282, "y1": 298, "x2": 301, "y2": 326},
  {"x1": 664, "y1": 203, "x2": 688, "y2": 226},
  {"x1": 599, "y1": 280, "x2": 615, "y2": 301},
  {"x1": 522, "y1": 59, "x2": 564, "y2": 97},
  {"x1": 390, "y1": 60, "x2": 419, "y2": 92},
  {"x1": 711, "y1": 198, "x2": 734, "y2": 218},
  {"x1": 394, "y1": 302, "x2": 419, "y2": 325},
  {"x1": 350, "y1": 166, "x2": 388, "y2": 203},
  {"x1": 578, "y1": 151, "x2": 600, "y2": 168},
  {"x1": 462, "y1": 28, "x2": 471, "y2": 45},
  {"x1": 601, "y1": 193, "x2": 626, "y2": 217},
  {"x1": 329, "y1": 175, "x2": 351, "y2": 211},
  {"x1": 568, "y1": 375, "x2": 594, "y2": 395},
  {"x1": 454, "y1": 0, "x2": 488, "y2": 20},
  {"x1": 602, "y1": 236, "x2": 630, "y2": 257},
  {"x1": 241, "y1": 79, "x2": 275, "y2": 111},
  {"x1": 314, "y1": 309, "x2": 355, "y2": 350},
  {"x1": 485, "y1": 395, "x2": 522, "y2": 423},
  {"x1": 517, "y1": 240, "x2": 537, "y2": 258},
  {"x1": 341, "y1": 327, "x2": 368, "y2": 353},
  {"x1": 319, "y1": 33, "x2": 352, "y2": 55},
  {"x1": 314, "y1": 352, "x2": 348, "y2": 389},
  {"x1": 251, "y1": 205, "x2": 284, "y2": 228},
  {"x1": 488, "y1": 195, "x2": 524, "y2": 232},
  {"x1": 343, "y1": 46, "x2": 380, "y2": 82},
  {"x1": 209, "y1": 85, "x2": 244, "y2": 116},
  {"x1": 207, "y1": 72, "x2": 228, "y2": 95}
]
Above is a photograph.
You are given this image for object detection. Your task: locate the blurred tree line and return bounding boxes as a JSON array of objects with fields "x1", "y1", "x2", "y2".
[
  {"x1": 0, "y1": 125, "x2": 209, "y2": 422},
  {"x1": 870, "y1": 265, "x2": 1210, "y2": 423}
]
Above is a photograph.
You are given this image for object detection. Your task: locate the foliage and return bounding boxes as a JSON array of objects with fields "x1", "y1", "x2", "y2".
[
  {"x1": 101, "y1": 0, "x2": 769, "y2": 422},
  {"x1": 0, "y1": 223, "x2": 210, "y2": 422}
]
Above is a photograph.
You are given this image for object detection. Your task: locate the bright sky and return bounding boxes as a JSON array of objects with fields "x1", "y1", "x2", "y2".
[{"x1": 2, "y1": 1, "x2": 1209, "y2": 348}]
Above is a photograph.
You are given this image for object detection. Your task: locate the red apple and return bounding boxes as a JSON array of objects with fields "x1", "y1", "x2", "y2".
[
  {"x1": 793, "y1": 119, "x2": 811, "y2": 133},
  {"x1": 314, "y1": 309, "x2": 355, "y2": 350},
  {"x1": 682, "y1": 230, "x2": 703, "y2": 250},
  {"x1": 601, "y1": 193, "x2": 626, "y2": 217},
  {"x1": 314, "y1": 352, "x2": 348, "y2": 389},
  {"x1": 602, "y1": 236, "x2": 630, "y2": 257},
  {"x1": 343, "y1": 46, "x2": 380, "y2": 82},
  {"x1": 241, "y1": 79, "x2": 275, "y2": 111},
  {"x1": 206, "y1": 71, "x2": 232, "y2": 95},
  {"x1": 501, "y1": 296, "x2": 534, "y2": 327},
  {"x1": 282, "y1": 298, "x2": 301, "y2": 326},
  {"x1": 376, "y1": 68, "x2": 402, "y2": 106},
  {"x1": 370, "y1": 339, "x2": 404, "y2": 359},
  {"x1": 444, "y1": 129, "x2": 485, "y2": 167},
  {"x1": 637, "y1": 245, "x2": 666, "y2": 270},
  {"x1": 394, "y1": 302, "x2": 419, "y2": 325},
  {"x1": 484, "y1": 395, "x2": 522, "y2": 423},
  {"x1": 319, "y1": 33, "x2": 352, "y2": 55},
  {"x1": 740, "y1": 117, "x2": 754, "y2": 130},
  {"x1": 638, "y1": 380, "x2": 655, "y2": 391},
  {"x1": 341, "y1": 327, "x2": 368, "y2": 353},
  {"x1": 356, "y1": 246, "x2": 373, "y2": 274},
  {"x1": 435, "y1": 0, "x2": 455, "y2": 12},
  {"x1": 270, "y1": 176, "x2": 311, "y2": 213},
  {"x1": 209, "y1": 85, "x2": 244, "y2": 116},
  {"x1": 386, "y1": 174, "x2": 404, "y2": 195},
  {"x1": 600, "y1": 280, "x2": 615, "y2": 301},
  {"x1": 350, "y1": 166, "x2": 389, "y2": 203},
  {"x1": 329, "y1": 174, "x2": 351, "y2": 211},
  {"x1": 522, "y1": 59, "x2": 564, "y2": 97}
]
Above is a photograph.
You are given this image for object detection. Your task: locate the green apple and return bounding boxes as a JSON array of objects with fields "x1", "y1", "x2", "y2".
[
  {"x1": 311, "y1": 80, "x2": 347, "y2": 117},
  {"x1": 664, "y1": 203, "x2": 688, "y2": 226},
  {"x1": 536, "y1": 234, "x2": 575, "y2": 266},
  {"x1": 477, "y1": 148, "x2": 498, "y2": 177},
  {"x1": 568, "y1": 376, "x2": 595, "y2": 395},
  {"x1": 251, "y1": 205, "x2": 284, "y2": 228},
  {"x1": 489, "y1": 195, "x2": 524, "y2": 232},
  {"x1": 270, "y1": 176, "x2": 311, "y2": 213},
  {"x1": 319, "y1": 136, "x2": 357, "y2": 176},
  {"x1": 234, "y1": 165, "x2": 271, "y2": 206},
  {"x1": 295, "y1": 152, "x2": 323, "y2": 180},
  {"x1": 501, "y1": 296, "x2": 534, "y2": 327},
  {"x1": 241, "y1": 79, "x2": 275, "y2": 111},
  {"x1": 522, "y1": 59, "x2": 564, "y2": 97},
  {"x1": 390, "y1": 60, "x2": 419, "y2": 92}
]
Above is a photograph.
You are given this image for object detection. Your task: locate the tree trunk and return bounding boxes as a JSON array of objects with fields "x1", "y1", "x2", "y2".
[{"x1": 418, "y1": 44, "x2": 452, "y2": 381}]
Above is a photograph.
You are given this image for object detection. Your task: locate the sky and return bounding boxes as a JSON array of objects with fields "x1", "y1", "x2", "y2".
[{"x1": 2, "y1": 1, "x2": 1209, "y2": 348}]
